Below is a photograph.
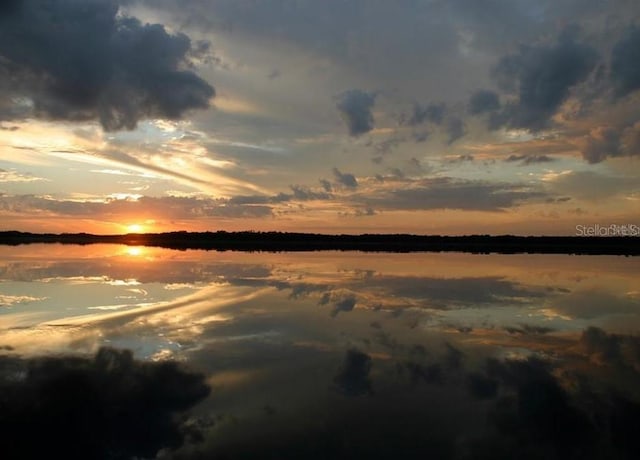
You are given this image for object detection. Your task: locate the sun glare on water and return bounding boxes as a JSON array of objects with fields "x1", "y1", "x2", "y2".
[{"x1": 125, "y1": 247, "x2": 144, "y2": 257}]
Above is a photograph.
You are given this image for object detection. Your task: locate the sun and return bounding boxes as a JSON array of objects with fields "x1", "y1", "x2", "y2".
[{"x1": 126, "y1": 224, "x2": 144, "y2": 233}]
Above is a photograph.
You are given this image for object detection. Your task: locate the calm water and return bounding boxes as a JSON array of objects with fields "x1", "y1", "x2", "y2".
[{"x1": 1, "y1": 245, "x2": 639, "y2": 459}]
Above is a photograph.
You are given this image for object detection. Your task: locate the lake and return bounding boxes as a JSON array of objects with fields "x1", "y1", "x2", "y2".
[{"x1": 1, "y1": 245, "x2": 639, "y2": 459}]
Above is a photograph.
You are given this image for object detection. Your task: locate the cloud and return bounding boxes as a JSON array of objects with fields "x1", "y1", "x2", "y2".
[
  {"x1": 580, "y1": 126, "x2": 622, "y2": 163},
  {"x1": 611, "y1": 26, "x2": 640, "y2": 97},
  {"x1": 545, "y1": 170, "x2": 639, "y2": 201},
  {"x1": 504, "y1": 153, "x2": 555, "y2": 165},
  {"x1": 445, "y1": 117, "x2": 465, "y2": 144},
  {"x1": 332, "y1": 168, "x2": 358, "y2": 188},
  {"x1": 503, "y1": 324, "x2": 554, "y2": 335},
  {"x1": 230, "y1": 185, "x2": 331, "y2": 205},
  {"x1": 579, "y1": 124, "x2": 640, "y2": 163},
  {"x1": 336, "y1": 89, "x2": 376, "y2": 136},
  {"x1": 358, "y1": 177, "x2": 546, "y2": 212},
  {"x1": 0, "y1": 0, "x2": 214, "y2": 130},
  {"x1": 319, "y1": 179, "x2": 333, "y2": 192},
  {"x1": 445, "y1": 154, "x2": 474, "y2": 164},
  {"x1": 491, "y1": 35, "x2": 598, "y2": 131},
  {"x1": 0, "y1": 194, "x2": 274, "y2": 219},
  {"x1": 468, "y1": 89, "x2": 500, "y2": 115},
  {"x1": 0, "y1": 169, "x2": 46, "y2": 183},
  {"x1": 0, "y1": 347, "x2": 210, "y2": 460},
  {"x1": 402, "y1": 102, "x2": 446, "y2": 126}
]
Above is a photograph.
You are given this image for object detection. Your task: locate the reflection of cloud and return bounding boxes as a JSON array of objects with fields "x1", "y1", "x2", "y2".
[
  {"x1": 0, "y1": 294, "x2": 46, "y2": 307},
  {"x1": 0, "y1": 347, "x2": 210, "y2": 459},
  {"x1": 550, "y1": 288, "x2": 640, "y2": 319},
  {"x1": 479, "y1": 356, "x2": 596, "y2": 455},
  {"x1": 1, "y1": 283, "x2": 265, "y2": 355},
  {"x1": 0, "y1": 259, "x2": 274, "y2": 286},
  {"x1": 173, "y1": 323, "x2": 640, "y2": 459},
  {"x1": 355, "y1": 275, "x2": 546, "y2": 309},
  {"x1": 579, "y1": 326, "x2": 640, "y2": 370},
  {"x1": 333, "y1": 349, "x2": 372, "y2": 396},
  {"x1": 319, "y1": 290, "x2": 357, "y2": 317}
]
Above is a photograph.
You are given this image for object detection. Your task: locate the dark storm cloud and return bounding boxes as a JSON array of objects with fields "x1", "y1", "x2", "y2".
[
  {"x1": 491, "y1": 36, "x2": 598, "y2": 131},
  {"x1": 611, "y1": 26, "x2": 640, "y2": 97},
  {"x1": 468, "y1": 89, "x2": 500, "y2": 115},
  {"x1": 332, "y1": 168, "x2": 358, "y2": 188},
  {"x1": 336, "y1": 89, "x2": 376, "y2": 136},
  {"x1": 0, "y1": 347, "x2": 210, "y2": 460},
  {"x1": 0, "y1": 0, "x2": 214, "y2": 130}
]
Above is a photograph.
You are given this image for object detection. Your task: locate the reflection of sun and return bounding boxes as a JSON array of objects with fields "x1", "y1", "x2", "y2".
[
  {"x1": 126, "y1": 247, "x2": 144, "y2": 257},
  {"x1": 126, "y1": 224, "x2": 144, "y2": 233}
]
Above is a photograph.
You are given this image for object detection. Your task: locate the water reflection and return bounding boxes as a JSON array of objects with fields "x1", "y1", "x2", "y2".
[
  {"x1": 0, "y1": 347, "x2": 210, "y2": 460},
  {"x1": 1, "y1": 245, "x2": 639, "y2": 458}
]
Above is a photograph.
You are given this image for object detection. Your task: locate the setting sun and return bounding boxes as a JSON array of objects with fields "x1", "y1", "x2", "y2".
[{"x1": 126, "y1": 224, "x2": 144, "y2": 233}]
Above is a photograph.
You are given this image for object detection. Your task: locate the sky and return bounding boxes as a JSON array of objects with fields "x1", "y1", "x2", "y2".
[{"x1": 0, "y1": 0, "x2": 639, "y2": 235}]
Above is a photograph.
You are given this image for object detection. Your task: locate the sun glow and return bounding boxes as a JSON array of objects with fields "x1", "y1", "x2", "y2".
[{"x1": 126, "y1": 224, "x2": 144, "y2": 233}]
